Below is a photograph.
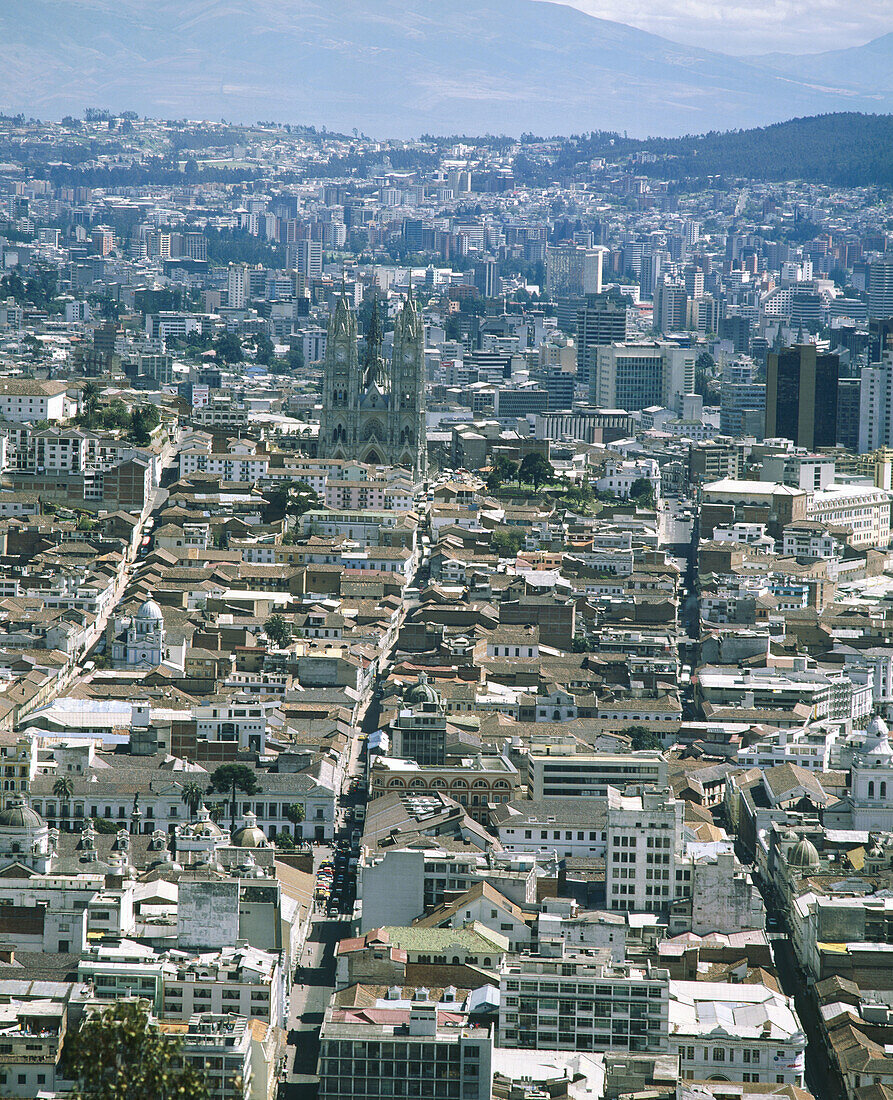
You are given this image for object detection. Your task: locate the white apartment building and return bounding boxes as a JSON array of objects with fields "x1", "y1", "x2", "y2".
[
  {"x1": 595, "y1": 457, "x2": 661, "y2": 501},
  {"x1": 491, "y1": 798, "x2": 607, "y2": 859},
  {"x1": 670, "y1": 981, "x2": 806, "y2": 1086},
  {"x1": 605, "y1": 787, "x2": 685, "y2": 914},
  {"x1": 736, "y1": 725, "x2": 841, "y2": 772},
  {"x1": 0, "y1": 381, "x2": 67, "y2": 423},
  {"x1": 178, "y1": 450, "x2": 270, "y2": 482},
  {"x1": 526, "y1": 750, "x2": 668, "y2": 800},
  {"x1": 807, "y1": 483, "x2": 893, "y2": 548},
  {"x1": 498, "y1": 951, "x2": 669, "y2": 1053}
]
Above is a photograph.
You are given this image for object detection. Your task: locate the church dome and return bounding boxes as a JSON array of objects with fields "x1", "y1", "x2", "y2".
[
  {"x1": 185, "y1": 805, "x2": 223, "y2": 838},
  {"x1": 135, "y1": 599, "x2": 164, "y2": 623},
  {"x1": 0, "y1": 798, "x2": 43, "y2": 829},
  {"x1": 860, "y1": 715, "x2": 893, "y2": 762},
  {"x1": 788, "y1": 836, "x2": 821, "y2": 871},
  {"x1": 405, "y1": 673, "x2": 440, "y2": 708},
  {"x1": 231, "y1": 811, "x2": 268, "y2": 848}
]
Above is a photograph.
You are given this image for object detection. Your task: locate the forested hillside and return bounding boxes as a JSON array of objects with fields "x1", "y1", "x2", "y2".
[{"x1": 518, "y1": 114, "x2": 893, "y2": 188}]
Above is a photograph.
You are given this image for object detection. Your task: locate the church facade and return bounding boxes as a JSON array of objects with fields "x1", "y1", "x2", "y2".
[{"x1": 317, "y1": 290, "x2": 427, "y2": 478}]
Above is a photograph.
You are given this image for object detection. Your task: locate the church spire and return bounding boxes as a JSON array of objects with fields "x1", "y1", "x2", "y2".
[{"x1": 362, "y1": 291, "x2": 386, "y2": 389}]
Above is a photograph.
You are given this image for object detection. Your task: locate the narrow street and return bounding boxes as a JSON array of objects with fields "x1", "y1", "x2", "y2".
[{"x1": 756, "y1": 878, "x2": 846, "y2": 1100}]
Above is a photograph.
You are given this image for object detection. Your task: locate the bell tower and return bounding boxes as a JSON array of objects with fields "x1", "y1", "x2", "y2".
[
  {"x1": 318, "y1": 290, "x2": 359, "y2": 460},
  {"x1": 390, "y1": 289, "x2": 427, "y2": 479}
]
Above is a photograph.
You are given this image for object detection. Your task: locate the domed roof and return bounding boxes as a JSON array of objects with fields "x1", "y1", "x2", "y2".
[
  {"x1": 231, "y1": 811, "x2": 267, "y2": 848},
  {"x1": 862, "y1": 715, "x2": 893, "y2": 759},
  {"x1": 0, "y1": 798, "x2": 44, "y2": 829},
  {"x1": 788, "y1": 836, "x2": 821, "y2": 871},
  {"x1": 405, "y1": 672, "x2": 440, "y2": 708},
  {"x1": 185, "y1": 805, "x2": 223, "y2": 837},
  {"x1": 135, "y1": 599, "x2": 164, "y2": 623}
]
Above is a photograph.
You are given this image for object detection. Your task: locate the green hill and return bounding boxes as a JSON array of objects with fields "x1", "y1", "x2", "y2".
[{"x1": 530, "y1": 113, "x2": 893, "y2": 188}]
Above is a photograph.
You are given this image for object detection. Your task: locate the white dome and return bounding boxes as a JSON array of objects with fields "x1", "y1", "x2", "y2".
[
  {"x1": 135, "y1": 599, "x2": 164, "y2": 622},
  {"x1": 862, "y1": 715, "x2": 893, "y2": 759}
]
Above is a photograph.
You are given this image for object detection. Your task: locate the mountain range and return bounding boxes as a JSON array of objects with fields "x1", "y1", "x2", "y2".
[{"x1": 0, "y1": 0, "x2": 891, "y2": 137}]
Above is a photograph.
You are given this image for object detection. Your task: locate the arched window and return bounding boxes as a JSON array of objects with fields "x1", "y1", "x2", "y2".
[
  {"x1": 409, "y1": 779, "x2": 426, "y2": 789},
  {"x1": 430, "y1": 779, "x2": 447, "y2": 789},
  {"x1": 451, "y1": 779, "x2": 467, "y2": 789},
  {"x1": 869, "y1": 781, "x2": 876, "y2": 799},
  {"x1": 388, "y1": 779, "x2": 405, "y2": 788},
  {"x1": 882, "y1": 782, "x2": 888, "y2": 800},
  {"x1": 472, "y1": 780, "x2": 488, "y2": 789}
]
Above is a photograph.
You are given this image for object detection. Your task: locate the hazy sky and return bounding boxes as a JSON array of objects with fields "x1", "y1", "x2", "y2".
[{"x1": 543, "y1": 0, "x2": 891, "y2": 54}]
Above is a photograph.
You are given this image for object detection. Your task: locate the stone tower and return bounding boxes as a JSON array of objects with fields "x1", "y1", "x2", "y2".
[{"x1": 318, "y1": 289, "x2": 426, "y2": 478}]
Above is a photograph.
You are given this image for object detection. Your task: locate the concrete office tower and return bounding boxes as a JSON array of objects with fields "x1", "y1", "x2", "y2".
[
  {"x1": 226, "y1": 263, "x2": 249, "y2": 309},
  {"x1": 859, "y1": 352, "x2": 893, "y2": 453},
  {"x1": 869, "y1": 317, "x2": 893, "y2": 363},
  {"x1": 576, "y1": 289, "x2": 631, "y2": 387},
  {"x1": 295, "y1": 239, "x2": 323, "y2": 278},
  {"x1": 317, "y1": 289, "x2": 427, "y2": 478},
  {"x1": 765, "y1": 344, "x2": 839, "y2": 449},
  {"x1": 653, "y1": 277, "x2": 687, "y2": 334},
  {"x1": 868, "y1": 260, "x2": 893, "y2": 320},
  {"x1": 605, "y1": 787, "x2": 685, "y2": 914},
  {"x1": 592, "y1": 342, "x2": 695, "y2": 412},
  {"x1": 546, "y1": 244, "x2": 605, "y2": 297}
]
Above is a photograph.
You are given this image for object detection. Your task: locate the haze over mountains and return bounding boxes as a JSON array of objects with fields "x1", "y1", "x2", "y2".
[{"x1": 2, "y1": 0, "x2": 891, "y2": 137}]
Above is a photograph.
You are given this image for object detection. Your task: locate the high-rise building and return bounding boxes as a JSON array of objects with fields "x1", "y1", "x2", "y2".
[
  {"x1": 869, "y1": 317, "x2": 893, "y2": 363},
  {"x1": 318, "y1": 1004, "x2": 492, "y2": 1100},
  {"x1": 765, "y1": 344, "x2": 839, "y2": 449},
  {"x1": 473, "y1": 257, "x2": 499, "y2": 298},
  {"x1": 295, "y1": 239, "x2": 323, "y2": 278},
  {"x1": 653, "y1": 277, "x2": 687, "y2": 333},
  {"x1": 868, "y1": 260, "x2": 893, "y2": 320},
  {"x1": 606, "y1": 787, "x2": 685, "y2": 914},
  {"x1": 317, "y1": 290, "x2": 426, "y2": 478},
  {"x1": 836, "y1": 376, "x2": 862, "y2": 452},
  {"x1": 592, "y1": 342, "x2": 695, "y2": 412},
  {"x1": 227, "y1": 263, "x2": 249, "y2": 309},
  {"x1": 546, "y1": 244, "x2": 605, "y2": 297},
  {"x1": 576, "y1": 290, "x2": 631, "y2": 387},
  {"x1": 859, "y1": 353, "x2": 893, "y2": 453}
]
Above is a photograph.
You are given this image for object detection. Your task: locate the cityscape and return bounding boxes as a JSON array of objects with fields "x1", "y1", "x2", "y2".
[{"x1": 0, "y1": 7, "x2": 890, "y2": 1099}]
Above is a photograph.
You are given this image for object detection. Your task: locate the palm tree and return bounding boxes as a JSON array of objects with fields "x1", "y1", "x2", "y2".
[
  {"x1": 285, "y1": 802, "x2": 305, "y2": 840},
  {"x1": 53, "y1": 777, "x2": 74, "y2": 831},
  {"x1": 181, "y1": 782, "x2": 204, "y2": 822}
]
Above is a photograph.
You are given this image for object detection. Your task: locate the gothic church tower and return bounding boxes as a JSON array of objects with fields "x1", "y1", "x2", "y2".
[{"x1": 318, "y1": 289, "x2": 426, "y2": 479}]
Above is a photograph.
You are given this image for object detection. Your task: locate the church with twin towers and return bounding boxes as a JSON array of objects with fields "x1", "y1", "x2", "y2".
[{"x1": 317, "y1": 287, "x2": 427, "y2": 479}]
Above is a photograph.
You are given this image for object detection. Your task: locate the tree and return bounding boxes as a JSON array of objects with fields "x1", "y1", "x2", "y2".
[
  {"x1": 213, "y1": 331, "x2": 243, "y2": 364},
  {"x1": 491, "y1": 527, "x2": 525, "y2": 557},
  {"x1": 264, "y1": 614, "x2": 293, "y2": 648},
  {"x1": 629, "y1": 477, "x2": 655, "y2": 505},
  {"x1": 180, "y1": 782, "x2": 204, "y2": 822},
  {"x1": 129, "y1": 404, "x2": 161, "y2": 445},
  {"x1": 66, "y1": 1000, "x2": 209, "y2": 1100},
  {"x1": 82, "y1": 381, "x2": 101, "y2": 420},
  {"x1": 254, "y1": 333, "x2": 274, "y2": 365},
  {"x1": 285, "y1": 802, "x2": 305, "y2": 839},
  {"x1": 208, "y1": 764, "x2": 261, "y2": 832},
  {"x1": 53, "y1": 777, "x2": 74, "y2": 830},
  {"x1": 625, "y1": 726, "x2": 662, "y2": 751},
  {"x1": 262, "y1": 479, "x2": 319, "y2": 523},
  {"x1": 486, "y1": 455, "x2": 518, "y2": 493},
  {"x1": 519, "y1": 452, "x2": 554, "y2": 490},
  {"x1": 694, "y1": 351, "x2": 714, "y2": 397}
]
